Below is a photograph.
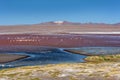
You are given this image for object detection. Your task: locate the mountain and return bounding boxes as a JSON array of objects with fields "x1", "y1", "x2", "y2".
[
  {"x1": 39, "y1": 21, "x2": 81, "y2": 25},
  {"x1": 0, "y1": 21, "x2": 120, "y2": 35},
  {"x1": 113, "y1": 23, "x2": 120, "y2": 26},
  {"x1": 36, "y1": 21, "x2": 111, "y2": 26}
]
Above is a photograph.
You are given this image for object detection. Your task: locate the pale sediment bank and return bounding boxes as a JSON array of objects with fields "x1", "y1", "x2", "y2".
[
  {"x1": 64, "y1": 47, "x2": 120, "y2": 56},
  {"x1": 0, "y1": 53, "x2": 29, "y2": 63},
  {"x1": 56, "y1": 32, "x2": 120, "y2": 35},
  {"x1": 1, "y1": 32, "x2": 120, "y2": 35},
  {"x1": 64, "y1": 49, "x2": 96, "y2": 56},
  {"x1": 0, "y1": 62, "x2": 120, "y2": 80},
  {"x1": 68, "y1": 32, "x2": 120, "y2": 34}
]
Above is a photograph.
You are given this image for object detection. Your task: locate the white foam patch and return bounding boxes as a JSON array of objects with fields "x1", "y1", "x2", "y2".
[{"x1": 68, "y1": 32, "x2": 120, "y2": 34}]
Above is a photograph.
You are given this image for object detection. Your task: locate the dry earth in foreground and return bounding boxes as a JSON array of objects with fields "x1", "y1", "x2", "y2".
[{"x1": 0, "y1": 62, "x2": 120, "y2": 80}]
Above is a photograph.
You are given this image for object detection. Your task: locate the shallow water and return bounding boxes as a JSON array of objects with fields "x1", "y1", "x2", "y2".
[
  {"x1": 0, "y1": 49, "x2": 86, "y2": 69},
  {"x1": 1, "y1": 47, "x2": 120, "y2": 69}
]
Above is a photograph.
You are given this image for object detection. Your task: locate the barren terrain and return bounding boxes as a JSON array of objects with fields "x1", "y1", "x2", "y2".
[
  {"x1": 1, "y1": 62, "x2": 120, "y2": 80},
  {"x1": 0, "y1": 22, "x2": 120, "y2": 34},
  {"x1": 0, "y1": 53, "x2": 28, "y2": 63}
]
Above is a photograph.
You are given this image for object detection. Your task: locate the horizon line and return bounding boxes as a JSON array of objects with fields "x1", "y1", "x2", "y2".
[{"x1": 0, "y1": 21, "x2": 120, "y2": 26}]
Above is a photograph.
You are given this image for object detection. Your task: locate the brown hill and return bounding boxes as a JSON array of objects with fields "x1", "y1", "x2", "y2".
[{"x1": 0, "y1": 21, "x2": 120, "y2": 34}]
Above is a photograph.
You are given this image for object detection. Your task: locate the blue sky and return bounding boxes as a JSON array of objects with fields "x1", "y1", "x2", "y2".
[{"x1": 0, "y1": 0, "x2": 120, "y2": 25}]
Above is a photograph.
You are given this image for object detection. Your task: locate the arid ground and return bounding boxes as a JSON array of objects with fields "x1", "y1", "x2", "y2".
[
  {"x1": 0, "y1": 22, "x2": 120, "y2": 34},
  {"x1": 0, "y1": 53, "x2": 28, "y2": 63},
  {"x1": 1, "y1": 62, "x2": 120, "y2": 80}
]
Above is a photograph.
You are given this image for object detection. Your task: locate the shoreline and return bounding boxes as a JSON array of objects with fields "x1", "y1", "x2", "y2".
[
  {"x1": 0, "y1": 32, "x2": 120, "y2": 35},
  {"x1": 0, "y1": 53, "x2": 29, "y2": 64}
]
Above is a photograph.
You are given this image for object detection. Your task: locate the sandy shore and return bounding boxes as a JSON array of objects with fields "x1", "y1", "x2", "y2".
[
  {"x1": 0, "y1": 53, "x2": 29, "y2": 63},
  {"x1": 64, "y1": 47, "x2": 120, "y2": 56}
]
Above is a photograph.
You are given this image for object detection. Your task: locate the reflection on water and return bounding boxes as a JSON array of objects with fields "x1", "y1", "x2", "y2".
[{"x1": 0, "y1": 49, "x2": 86, "y2": 69}]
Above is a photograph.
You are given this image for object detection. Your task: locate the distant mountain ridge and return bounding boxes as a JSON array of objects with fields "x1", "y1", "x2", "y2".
[
  {"x1": 37, "y1": 21, "x2": 120, "y2": 26},
  {"x1": 0, "y1": 21, "x2": 120, "y2": 35},
  {"x1": 39, "y1": 21, "x2": 81, "y2": 25},
  {"x1": 113, "y1": 23, "x2": 120, "y2": 26},
  {"x1": 0, "y1": 21, "x2": 120, "y2": 26}
]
